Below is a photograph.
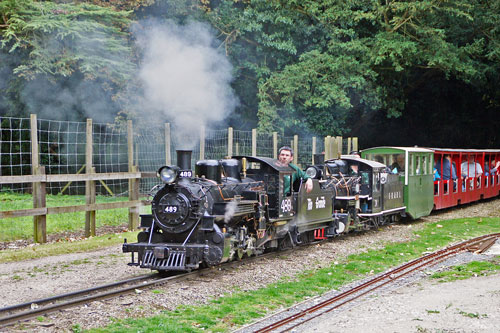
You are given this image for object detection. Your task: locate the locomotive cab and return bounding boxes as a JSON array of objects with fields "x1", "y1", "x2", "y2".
[{"x1": 232, "y1": 156, "x2": 295, "y2": 220}]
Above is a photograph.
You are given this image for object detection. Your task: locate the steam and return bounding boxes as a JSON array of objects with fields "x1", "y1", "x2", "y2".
[
  {"x1": 224, "y1": 200, "x2": 239, "y2": 223},
  {"x1": 136, "y1": 20, "x2": 238, "y2": 148}
]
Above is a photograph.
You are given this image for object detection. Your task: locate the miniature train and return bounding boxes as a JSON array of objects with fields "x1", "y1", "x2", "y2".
[{"x1": 123, "y1": 147, "x2": 500, "y2": 273}]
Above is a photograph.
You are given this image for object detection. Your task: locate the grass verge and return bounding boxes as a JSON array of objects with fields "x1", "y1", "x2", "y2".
[
  {"x1": 0, "y1": 192, "x2": 150, "y2": 242},
  {"x1": 88, "y1": 216, "x2": 500, "y2": 333},
  {"x1": 430, "y1": 256, "x2": 500, "y2": 282},
  {"x1": 0, "y1": 231, "x2": 137, "y2": 263}
]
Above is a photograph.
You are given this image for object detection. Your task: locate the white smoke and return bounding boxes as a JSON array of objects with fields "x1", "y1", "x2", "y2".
[
  {"x1": 136, "y1": 20, "x2": 238, "y2": 148},
  {"x1": 224, "y1": 200, "x2": 239, "y2": 223}
]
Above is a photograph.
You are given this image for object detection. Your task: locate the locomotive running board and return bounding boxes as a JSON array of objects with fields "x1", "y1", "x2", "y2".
[
  {"x1": 358, "y1": 206, "x2": 406, "y2": 217},
  {"x1": 142, "y1": 249, "x2": 187, "y2": 270}
]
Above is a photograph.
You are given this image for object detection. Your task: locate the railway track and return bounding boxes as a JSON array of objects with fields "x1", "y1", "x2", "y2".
[
  {"x1": 0, "y1": 248, "x2": 292, "y2": 328},
  {"x1": 248, "y1": 233, "x2": 500, "y2": 333},
  {"x1": 0, "y1": 272, "x2": 182, "y2": 328}
]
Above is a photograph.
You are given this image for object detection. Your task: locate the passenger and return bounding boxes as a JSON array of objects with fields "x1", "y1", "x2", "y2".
[
  {"x1": 278, "y1": 146, "x2": 313, "y2": 194},
  {"x1": 390, "y1": 154, "x2": 401, "y2": 173},
  {"x1": 461, "y1": 156, "x2": 483, "y2": 178},
  {"x1": 350, "y1": 151, "x2": 361, "y2": 158},
  {"x1": 484, "y1": 159, "x2": 500, "y2": 176},
  {"x1": 349, "y1": 163, "x2": 359, "y2": 175},
  {"x1": 433, "y1": 167, "x2": 440, "y2": 181},
  {"x1": 434, "y1": 154, "x2": 457, "y2": 180}
]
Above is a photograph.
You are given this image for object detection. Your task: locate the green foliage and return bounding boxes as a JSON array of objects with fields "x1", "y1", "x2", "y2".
[
  {"x1": 205, "y1": 0, "x2": 500, "y2": 135},
  {"x1": 0, "y1": 0, "x2": 136, "y2": 120},
  {"x1": 0, "y1": 0, "x2": 134, "y2": 82}
]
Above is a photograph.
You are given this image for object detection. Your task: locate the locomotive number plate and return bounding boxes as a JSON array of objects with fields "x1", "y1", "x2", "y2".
[
  {"x1": 281, "y1": 198, "x2": 292, "y2": 213},
  {"x1": 179, "y1": 170, "x2": 192, "y2": 178},
  {"x1": 164, "y1": 205, "x2": 178, "y2": 213}
]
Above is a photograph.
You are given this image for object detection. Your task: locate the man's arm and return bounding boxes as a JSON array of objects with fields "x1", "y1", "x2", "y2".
[{"x1": 291, "y1": 163, "x2": 313, "y2": 193}]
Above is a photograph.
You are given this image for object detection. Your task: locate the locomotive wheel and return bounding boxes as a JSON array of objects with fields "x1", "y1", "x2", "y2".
[{"x1": 204, "y1": 246, "x2": 223, "y2": 266}]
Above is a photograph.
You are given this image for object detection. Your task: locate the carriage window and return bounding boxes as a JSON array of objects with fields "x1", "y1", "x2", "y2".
[
  {"x1": 409, "y1": 155, "x2": 414, "y2": 176},
  {"x1": 361, "y1": 171, "x2": 370, "y2": 184},
  {"x1": 374, "y1": 173, "x2": 381, "y2": 191},
  {"x1": 388, "y1": 153, "x2": 405, "y2": 173},
  {"x1": 416, "y1": 156, "x2": 422, "y2": 175},
  {"x1": 422, "y1": 156, "x2": 427, "y2": 175},
  {"x1": 372, "y1": 154, "x2": 386, "y2": 165}
]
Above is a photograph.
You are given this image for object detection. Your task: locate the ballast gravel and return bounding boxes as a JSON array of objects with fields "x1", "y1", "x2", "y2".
[{"x1": 1, "y1": 198, "x2": 499, "y2": 332}]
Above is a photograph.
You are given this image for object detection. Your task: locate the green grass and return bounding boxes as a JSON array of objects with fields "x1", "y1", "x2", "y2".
[
  {"x1": 0, "y1": 231, "x2": 137, "y2": 263},
  {"x1": 89, "y1": 216, "x2": 500, "y2": 333},
  {"x1": 457, "y1": 310, "x2": 488, "y2": 319},
  {"x1": 0, "y1": 192, "x2": 150, "y2": 242},
  {"x1": 430, "y1": 256, "x2": 500, "y2": 282}
]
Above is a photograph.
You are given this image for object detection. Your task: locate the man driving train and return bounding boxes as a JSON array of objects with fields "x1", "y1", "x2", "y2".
[{"x1": 278, "y1": 146, "x2": 313, "y2": 194}]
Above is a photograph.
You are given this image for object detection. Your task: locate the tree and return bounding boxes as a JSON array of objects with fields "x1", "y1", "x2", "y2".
[
  {"x1": 204, "y1": 0, "x2": 500, "y2": 138},
  {"x1": 0, "y1": 0, "x2": 135, "y2": 120}
]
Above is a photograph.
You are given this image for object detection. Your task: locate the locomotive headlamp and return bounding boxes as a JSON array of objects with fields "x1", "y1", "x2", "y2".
[
  {"x1": 306, "y1": 166, "x2": 322, "y2": 179},
  {"x1": 157, "y1": 166, "x2": 180, "y2": 184}
]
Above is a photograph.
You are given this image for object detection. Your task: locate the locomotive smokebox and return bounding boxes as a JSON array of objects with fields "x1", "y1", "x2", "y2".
[{"x1": 176, "y1": 150, "x2": 192, "y2": 170}]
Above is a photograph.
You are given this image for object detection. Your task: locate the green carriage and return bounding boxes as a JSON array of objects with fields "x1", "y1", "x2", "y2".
[{"x1": 361, "y1": 147, "x2": 434, "y2": 219}]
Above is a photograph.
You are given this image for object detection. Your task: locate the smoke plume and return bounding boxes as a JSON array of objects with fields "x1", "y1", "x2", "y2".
[
  {"x1": 136, "y1": 20, "x2": 238, "y2": 148},
  {"x1": 224, "y1": 200, "x2": 239, "y2": 223}
]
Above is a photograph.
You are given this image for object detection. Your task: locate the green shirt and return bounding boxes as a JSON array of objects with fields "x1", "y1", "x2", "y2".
[{"x1": 283, "y1": 163, "x2": 310, "y2": 195}]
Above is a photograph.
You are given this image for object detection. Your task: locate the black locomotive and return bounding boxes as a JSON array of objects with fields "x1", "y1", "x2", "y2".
[{"x1": 123, "y1": 150, "x2": 406, "y2": 272}]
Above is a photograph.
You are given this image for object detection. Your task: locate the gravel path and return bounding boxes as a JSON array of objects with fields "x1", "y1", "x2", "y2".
[
  {"x1": 1, "y1": 198, "x2": 499, "y2": 332},
  {"x1": 303, "y1": 260, "x2": 500, "y2": 332}
]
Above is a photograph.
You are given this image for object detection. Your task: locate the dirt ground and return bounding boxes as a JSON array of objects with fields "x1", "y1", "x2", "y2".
[{"x1": 0, "y1": 198, "x2": 499, "y2": 332}]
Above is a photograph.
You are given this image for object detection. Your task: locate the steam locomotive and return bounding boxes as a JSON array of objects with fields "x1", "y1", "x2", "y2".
[{"x1": 122, "y1": 150, "x2": 405, "y2": 273}]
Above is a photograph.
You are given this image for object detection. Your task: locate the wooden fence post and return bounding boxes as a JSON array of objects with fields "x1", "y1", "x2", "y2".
[
  {"x1": 293, "y1": 135, "x2": 298, "y2": 165},
  {"x1": 128, "y1": 120, "x2": 139, "y2": 230},
  {"x1": 312, "y1": 137, "x2": 316, "y2": 165},
  {"x1": 353, "y1": 137, "x2": 358, "y2": 152},
  {"x1": 347, "y1": 137, "x2": 352, "y2": 154},
  {"x1": 199, "y1": 125, "x2": 205, "y2": 160},
  {"x1": 273, "y1": 132, "x2": 278, "y2": 159},
  {"x1": 324, "y1": 136, "x2": 331, "y2": 160},
  {"x1": 165, "y1": 123, "x2": 171, "y2": 165},
  {"x1": 331, "y1": 136, "x2": 338, "y2": 159},
  {"x1": 252, "y1": 129, "x2": 257, "y2": 157},
  {"x1": 336, "y1": 136, "x2": 343, "y2": 157},
  {"x1": 85, "y1": 118, "x2": 96, "y2": 237},
  {"x1": 227, "y1": 127, "x2": 233, "y2": 158},
  {"x1": 31, "y1": 114, "x2": 46, "y2": 243}
]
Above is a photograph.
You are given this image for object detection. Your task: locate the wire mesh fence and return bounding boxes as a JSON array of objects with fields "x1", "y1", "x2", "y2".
[
  {"x1": 0, "y1": 117, "x2": 32, "y2": 191},
  {"x1": 1, "y1": 115, "x2": 353, "y2": 197}
]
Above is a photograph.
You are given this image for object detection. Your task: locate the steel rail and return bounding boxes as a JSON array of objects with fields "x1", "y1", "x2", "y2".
[
  {"x1": 0, "y1": 247, "x2": 295, "y2": 328},
  {"x1": 255, "y1": 233, "x2": 500, "y2": 332},
  {"x1": 0, "y1": 272, "x2": 190, "y2": 327},
  {"x1": 0, "y1": 273, "x2": 156, "y2": 314}
]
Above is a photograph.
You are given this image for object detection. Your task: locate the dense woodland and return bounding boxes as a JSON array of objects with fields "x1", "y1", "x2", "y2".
[{"x1": 1, "y1": 0, "x2": 499, "y2": 148}]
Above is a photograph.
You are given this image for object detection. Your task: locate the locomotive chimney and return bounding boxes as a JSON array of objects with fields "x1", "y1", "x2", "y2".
[
  {"x1": 313, "y1": 153, "x2": 325, "y2": 165},
  {"x1": 176, "y1": 150, "x2": 192, "y2": 170}
]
